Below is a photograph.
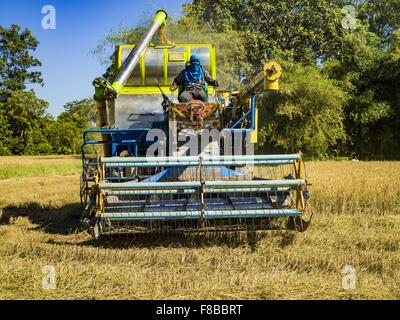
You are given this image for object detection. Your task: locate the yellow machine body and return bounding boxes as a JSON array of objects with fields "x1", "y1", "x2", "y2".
[{"x1": 116, "y1": 44, "x2": 217, "y2": 95}]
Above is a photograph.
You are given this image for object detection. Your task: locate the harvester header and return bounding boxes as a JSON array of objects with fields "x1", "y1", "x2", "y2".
[{"x1": 80, "y1": 10, "x2": 310, "y2": 238}]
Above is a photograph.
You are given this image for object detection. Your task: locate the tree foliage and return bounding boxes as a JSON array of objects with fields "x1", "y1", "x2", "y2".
[
  {"x1": 183, "y1": 0, "x2": 400, "y2": 159},
  {"x1": 259, "y1": 64, "x2": 347, "y2": 158},
  {"x1": 356, "y1": 0, "x2": 400, "y2": 45},
  {"x1": 0, "y1": 24, "x2": 43, "y2": 93},
  {"x1": 0, "y1": 24, "x2": 96, "y2": 155},
  {"x1": 341, "y1": 31, "x2": 400, "y2": 159},
  {"x1": 58, "y1": 99, "x2": 97, "y2": 130},
  {"x1": 0, "y1": 89, "x2": 52, "y2": 155},
  {"x1": 52, "y1": 99, "x2": 97, "y2": 154},
  {"x1": 187, "y1": 0, "x2": 346, "y2": 64}
]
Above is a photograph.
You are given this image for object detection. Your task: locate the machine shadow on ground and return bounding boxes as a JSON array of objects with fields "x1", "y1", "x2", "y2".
[
  {"x1": 0, "y1": 202, "x2": 82, "y2": 235},
  {"x1": 78, "y1": 231, "x2": 279, "y2": 250},
  {"x1": 0, "y1": 202, "x2": 300, "y2": 250}
]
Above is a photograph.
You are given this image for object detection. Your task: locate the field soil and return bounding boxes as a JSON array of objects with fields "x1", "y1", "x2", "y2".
[{"x1": 0, "y1": 156, "x2": 399, "y2": 299}]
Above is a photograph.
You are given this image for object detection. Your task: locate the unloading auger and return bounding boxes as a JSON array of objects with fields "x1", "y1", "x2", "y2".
[{"x1": 80, "y1": 10, "x2": 310, "y2": 238}]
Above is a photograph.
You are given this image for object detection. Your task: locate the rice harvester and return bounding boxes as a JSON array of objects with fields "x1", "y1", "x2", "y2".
[{"x1": 80, "y1": 10, "x2": 310, "y2": 237}]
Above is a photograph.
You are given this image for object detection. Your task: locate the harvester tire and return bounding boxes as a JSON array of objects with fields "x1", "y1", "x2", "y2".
[{"x1": 80, "y1": 171, "x2": 89, "y2": 209}]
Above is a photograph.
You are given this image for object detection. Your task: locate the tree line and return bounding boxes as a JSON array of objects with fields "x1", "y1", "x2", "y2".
[
  {"x1": 0, "y1": 25, "x2": 96, "y2": 155},
  {"x1": 181, "y1": 0, "x2": 400, "y2": 159},
  {"x1": 1, "y1": 0, "x2": 399, "y2": 159}
]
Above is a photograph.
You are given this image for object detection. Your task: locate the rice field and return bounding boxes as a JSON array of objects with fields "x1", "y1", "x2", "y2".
[
  {"x1": 0, "y1": 156, "x2": 81, "y2": 180},
  {"x1": 0, "y1": 156, "x2": 399, "y2": 300}
]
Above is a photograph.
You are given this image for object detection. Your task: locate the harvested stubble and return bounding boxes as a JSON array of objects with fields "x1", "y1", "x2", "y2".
[{"x1": 0, "y1": 157, "x2": 399, "y2": 299}]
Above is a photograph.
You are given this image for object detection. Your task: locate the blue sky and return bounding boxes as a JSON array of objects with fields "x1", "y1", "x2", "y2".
[{"x1": 0, "y1": 0, "x2": 187, "y2": 116}]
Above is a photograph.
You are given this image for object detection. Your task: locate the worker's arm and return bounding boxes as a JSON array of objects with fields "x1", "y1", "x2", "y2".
[
  {"x1": 204, "y1": 70, "x2": 219, "y2": 87},
  {"x1": 170, "y1": 71, "x2": 184, "y2": 91}
]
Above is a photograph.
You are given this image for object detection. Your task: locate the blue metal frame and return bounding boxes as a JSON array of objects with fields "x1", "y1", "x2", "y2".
[
  {"x1": 80, "y1": 96, "x2": 309, "y2": 226},
  {"x1": 81, "y1": 95, "x2": 256, "y2": 167},
  {"x1": 230, "y1": 95, "x2": 256, "y2": 130},
  {"x1": 102, "y1": 209, "x2": 302, "y2": 221},
  {"x1": 81, "y1": 128, "x2": 150, "y2": 166}
]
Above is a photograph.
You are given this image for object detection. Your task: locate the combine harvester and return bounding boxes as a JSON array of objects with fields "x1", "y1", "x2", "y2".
[{"x1": 80, "y1": 10, "x2": 310, "y2": 237}]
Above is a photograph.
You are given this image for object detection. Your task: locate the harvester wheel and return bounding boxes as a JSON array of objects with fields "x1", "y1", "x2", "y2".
[{"x1": 80, "y1": 170, "x2": 89, "y2": 209}]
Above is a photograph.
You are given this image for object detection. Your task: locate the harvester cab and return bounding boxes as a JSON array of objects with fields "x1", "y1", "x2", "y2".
[{"x1": 81, "y1": 10, "x2": 310, "y2": 238}]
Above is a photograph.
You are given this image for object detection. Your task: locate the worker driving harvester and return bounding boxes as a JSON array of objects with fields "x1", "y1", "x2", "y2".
[
  {"x1": 170, "y1": 54, "x2": 219, "y2": 102},
  {"x1": 83, "y1": 9, "x2": 310, "y2": 238}
]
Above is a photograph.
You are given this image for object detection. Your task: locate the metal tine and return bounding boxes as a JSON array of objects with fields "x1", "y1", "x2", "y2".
[{"x1": 100, "y1": 151, "x2": 302, "y2": 234}]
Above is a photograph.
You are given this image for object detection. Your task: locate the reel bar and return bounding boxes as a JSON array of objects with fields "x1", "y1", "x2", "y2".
[
  {"x1": 106, "y1": 187, "x2": 292, "y2": 196},
  {"x1": 102, "y1": 209, "x2": 302, "y2": 221},
  {"x1": 103, "y1": 159, "x2": 295, "y2": 167},
  {"x1": 99, "y1": 179, "x2": 305, "y2": 190},
  {"x1": 101, "y1": 154, "x2": 301, "y2": 164}
]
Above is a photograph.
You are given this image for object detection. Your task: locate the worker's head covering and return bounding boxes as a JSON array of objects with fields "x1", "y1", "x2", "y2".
[
  {"x1": 189, "y1": 55, "x2": 201, "y2": 65},
  {"x1": 183, "y1": 55, "x2": 204, "y2": 83}
]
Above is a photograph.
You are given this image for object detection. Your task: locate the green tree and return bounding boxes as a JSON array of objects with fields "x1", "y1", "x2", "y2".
[
  {"x1": 322, "y1": 24, "x2": 400, "y2": 159},
  {"x1": 0, "y1": 89, "x2": 53, "y2": 155},
  {"x1": 0, "y1": 24, "x2": 43, "y2": 93},
  {"x1": 48, "y1": 120, "x2": 82, "y2": 155},
  {"x1": 49, "y1": 98, "x2": 97, "y2": 155},
  {"x1": 352, "y1": 0, "x2": 400, "y2": 46},
  {"x1": 0, "y1": 110, "x2": 11, "y2": 155},
  {"x1": 58, "y1": 98, "x2": 97, "y2": 130},
  {"x1": 0, "y1": 24, "x2": 49, "y2": 155},
  {"x1": 339, "y1": 31, "x2": 400, "y2": 159},
  {"x1": 0, "y1": 25, "x2": 100, "y2": 156},
  {"x1": 259, "y1": 64, "x2": 347, "y2": 158},
  {"x1": 187, "y1": 0, "x2": 347, "y2": 65}
]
